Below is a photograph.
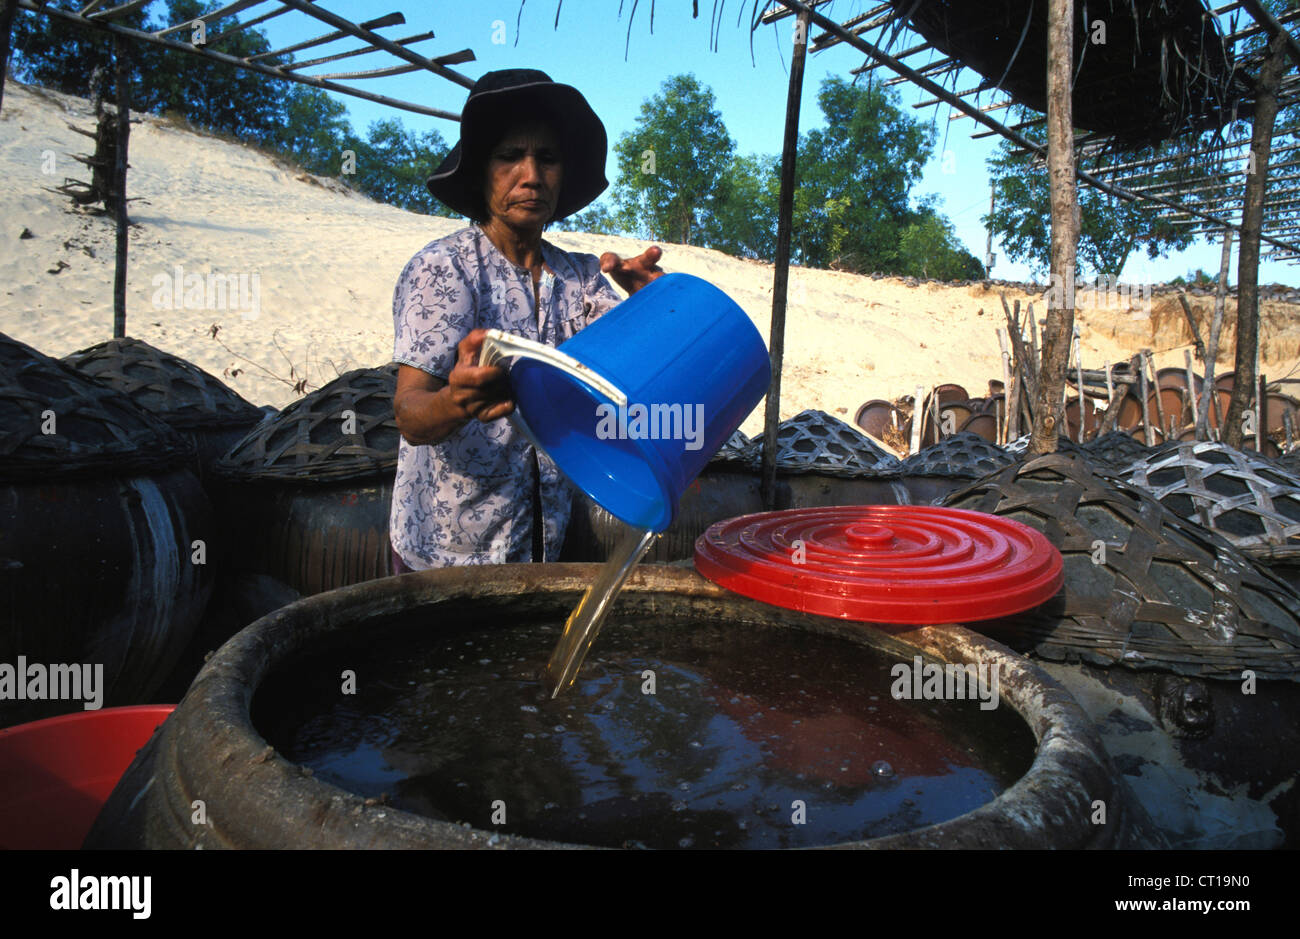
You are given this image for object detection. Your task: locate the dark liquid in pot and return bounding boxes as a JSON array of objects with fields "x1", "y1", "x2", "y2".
[{"x1": 254, "y1": 616, "x2": 1035, "y2": 849}]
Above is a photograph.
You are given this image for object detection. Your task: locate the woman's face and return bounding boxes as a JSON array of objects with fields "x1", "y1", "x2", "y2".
[{"x1": 482, "y1": 120, "x2": 563, "y2": 229}]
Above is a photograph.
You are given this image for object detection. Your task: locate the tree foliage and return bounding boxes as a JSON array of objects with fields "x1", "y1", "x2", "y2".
[
  {"x1": 550, "y1": 203, "x2": 620, "y2": 236},
  {"x1": 10, "y1": 0, "x2": 151, "y2": 102},
  {"x1": 703, "y1": 153, "x2": 781, "y2": 261},
  {"x1": 612, "y1": 74, "x2": 735, "y2": 245},
  {"x1": 12, "y1": 1, "x2": 286, "y2": 141},
  {"x1": 897, "y1": 206, "x2": 986, "y2": 280},
  {"x1": 347, "y1": 119, "x2": 456, "y2": 216},
  {"x1": 604, "y1": 73, "x2": 981, "y2": 277},
  {"x1": 791, "y1": 77, "x2": 934, "y2": 272},
  {"x1": 984, "y1": 107, "x2": 1197, "y2": 278}
]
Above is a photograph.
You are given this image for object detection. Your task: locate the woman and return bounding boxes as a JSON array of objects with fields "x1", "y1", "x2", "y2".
[{"x1": 391, "y1": 69, "x2": 664, "y2": 571}]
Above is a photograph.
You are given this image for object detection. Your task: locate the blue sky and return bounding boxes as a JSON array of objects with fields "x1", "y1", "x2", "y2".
[{"x1": 240, "y1": 0, "x2": 1295, "y2": 286}]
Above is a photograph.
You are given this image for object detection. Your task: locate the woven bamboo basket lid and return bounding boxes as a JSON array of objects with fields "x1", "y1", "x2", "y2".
[
  {"x1": 943, "y1": 452, "x2": 1300, "y2": 680},
  {"x1": 1122, "y1": 441, "x2": 1300, "y2": 554},
  {"x1": 0, "y1": 331, "x2": 192, "y2": 482},
  {"x1": 901, "y1": 431, "x2": 1013, "y2": 478},
  {"x1": 708, "y1": 429, "x2": 754, "y2": 466},
  {"x1": 736, "y1": 409, "x2": 901, "y2": 477},
  {"x1": 214, "y1": 364, "x2": 398, "y2": 483},
  {"x1": 63, "y1": 337, "x2": 263, "y2": 430},
  {"x1": 1081, "y1": 430, "x2": 1157, "y2": 473}
]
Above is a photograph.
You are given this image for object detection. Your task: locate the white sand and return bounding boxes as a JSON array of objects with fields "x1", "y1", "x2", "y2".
[{"x1": 4, "y1": 81, "x2": 1299, "y2": 442}]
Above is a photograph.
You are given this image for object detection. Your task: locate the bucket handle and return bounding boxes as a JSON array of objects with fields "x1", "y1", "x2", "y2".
[{"x1": 480, "y1": 329, "x2": 627, "y2": 407}]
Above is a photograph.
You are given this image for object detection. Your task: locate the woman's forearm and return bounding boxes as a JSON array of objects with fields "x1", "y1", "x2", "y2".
[{"x1": 395, "y1": 384, "x2": 471, "y2": 446}]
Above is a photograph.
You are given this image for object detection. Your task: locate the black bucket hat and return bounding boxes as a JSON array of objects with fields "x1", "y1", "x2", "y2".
[{"x1": 427, "y1": 69, "x2": 608, "y2": 223}]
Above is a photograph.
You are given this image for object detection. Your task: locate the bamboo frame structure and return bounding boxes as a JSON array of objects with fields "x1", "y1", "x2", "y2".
[
  {"x1": 12, "y1": 0, "x2": 472, "y2": 119},
  {"x1": 753, "y1": 0, "x2": 1297, "y2": 456},
  {"x1": 761, "y1": 0, "x2": 1300, "y2": 257}
]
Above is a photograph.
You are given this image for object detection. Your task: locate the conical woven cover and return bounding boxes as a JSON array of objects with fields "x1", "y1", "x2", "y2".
[
  {"x1": 1121, "y1": 441, "x2": 1300, "y2": 553},
  {"x1": 709, "y1": 428, "x2": 753, "y2": 465},
  {"x1": 0, "y1": 331, "x2": 191, "y2": 482},
  {"x1": 215, "y1": 365, "x2": 398, "y2": 483},
  {"x1": 63, "y1": 337, "x2": 263, "y2": 430},
  {"x1": 1082, "y1": 430, "x2": 1157, "y2": 472},
  {"x1": 738, "y1": 409, "x2": 900, "y2": 477},
  {"x1": 902, "y1": 431, "x2": 1014, "y2": 478},
  {"x1": 943, "y1": 452, "x2": 1300, "y2": 680}
]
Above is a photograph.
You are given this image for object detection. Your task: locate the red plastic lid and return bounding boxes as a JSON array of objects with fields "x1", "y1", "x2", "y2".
[{"x1": 694, "y1": 505, "x2": 1063, "y2": 625}]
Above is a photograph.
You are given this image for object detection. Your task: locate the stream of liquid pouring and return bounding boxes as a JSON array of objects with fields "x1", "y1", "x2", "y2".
[{"x1": 544, "y1": 525, "x2": 658, "y2": 698}]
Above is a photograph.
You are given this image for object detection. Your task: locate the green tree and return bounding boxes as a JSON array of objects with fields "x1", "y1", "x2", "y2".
[
  {"x1": 550, "y1": 203, "x2": 621, "y2": 235},
  {"x1": 612, "y1": 74, "x2": 734, "y2": 244},
  {"x1": 11, "y1": 1, "x2": 462, "y2": 218},
  {"x1": 984, "y1": 107, "x2": 1196, "y2": 278},
  {"x1": 12, "y1": 1, "x2": 287, "y2": 142},
  {"x1": 703, "y1": 153, "x2": 781, "y2": 261},
  {"x1": 347, "y1": 119, "x2": 456, "y2": 216},
  {"x1": 897, "y1": 208, "x2": 985, "y2": 280},
  {"x1": 9, "y1": 0, "x2": 151, "y2": 99},
  {"x1": 262, "y1": 87, "x2": 355, "y2": 177},
  {"x1": 141, "y1": 0, "x2": 287, "y2": 141},
  {"x1": 791, "y1": 76, "x2": 933, "y2": 272}
]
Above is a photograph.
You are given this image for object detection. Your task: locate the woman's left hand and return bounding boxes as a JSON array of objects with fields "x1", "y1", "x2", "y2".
[{"x1": 600, "y1": 245, "x2": 665, "y2": 296}]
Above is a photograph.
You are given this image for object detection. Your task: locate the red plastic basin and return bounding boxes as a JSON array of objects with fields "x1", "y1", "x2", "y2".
[{"x1": 0, "y1": 705, "x2": 173, "y2": 850}]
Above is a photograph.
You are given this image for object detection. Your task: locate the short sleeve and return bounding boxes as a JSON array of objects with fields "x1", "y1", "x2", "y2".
[{"x1": 392, "y1": 241, "x2": 476, "y2": 380}]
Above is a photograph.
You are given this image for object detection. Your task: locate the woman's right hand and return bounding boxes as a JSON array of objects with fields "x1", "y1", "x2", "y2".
[
  {"x1": 447, "y1": 329, "x2": 515, "y2": 423},
  {"x1": 393, "y1": 330, "x2": 515, "y2": 446}
]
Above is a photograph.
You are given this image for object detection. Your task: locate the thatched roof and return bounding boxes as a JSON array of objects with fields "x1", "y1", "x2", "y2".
[{"x1": 898, "y1": 0, "x2": 1249, "y2": 147}]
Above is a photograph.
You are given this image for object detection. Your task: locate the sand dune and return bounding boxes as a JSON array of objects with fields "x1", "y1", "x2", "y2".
[{"x1": 4, "y1": 80, "x2": 1299, "y2": 440}]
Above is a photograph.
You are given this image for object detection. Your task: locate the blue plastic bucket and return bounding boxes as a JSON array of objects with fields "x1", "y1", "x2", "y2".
[{"x1": 511, "y1": 272, "x2": 769, "y2": 531}]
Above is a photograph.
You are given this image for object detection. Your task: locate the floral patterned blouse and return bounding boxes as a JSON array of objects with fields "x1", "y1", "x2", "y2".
[{"x1": 391, "y1": 224, "x2": 623, "y2": 568}]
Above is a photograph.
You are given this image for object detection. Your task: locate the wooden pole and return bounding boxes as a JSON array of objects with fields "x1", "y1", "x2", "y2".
[
  {"x1": 1259, "y1": 373, "x2": 1268, "y2": 452},
  {"x1": 1140, "y1": 364, "x2": 1153, "y2": 446},
  {"x1": 760, "y1": 7, "x2": 810, "y2": 510},
  {"x1": 1185, "y1": 349, "x2": 1198, "y2": 426},
  {"x1": 910, "y1": 385, "x2": 925, "y2": 454},
  {"x1": 1027, "y1": 302, "x2": 1040, "y2": 370},
  {"x1": 1001, "y1": 295, "x2": 1038, "y2": 395},
  {"x1": 112, "y1": 36, "x2": 130, "y2": 340},
  {"x1": 1143, "y1": 349, "x2": 1167, "y2": 442},
  {"x1": 996, "y1": 327, "x2": 1012, "y2": 444},
  {"x1": 986, "y1": 186, "x2": 995, "y2": 274},
  {"x1": 1075, "y1": 329, "x2": 1086, "y2": 441},
  {"x1": 1196, "y1": 229, "x2": 1234, "y2": 441},
  {"x1": 1223, "y1": 30, "x2": 1289, "y2": 448},
  {"x1": 1028, "y1": 0, "x2": 1078, "y2": 455},
  {"x1": 1099, "y1": 382, "x2": 1132, "y2": 435},
  {"x1": 1177, "y1": 293, "x2": 1207, "y2": 362},
  {"x1": 0, "y1": 0, "x2": 18, "y2": 116}
]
